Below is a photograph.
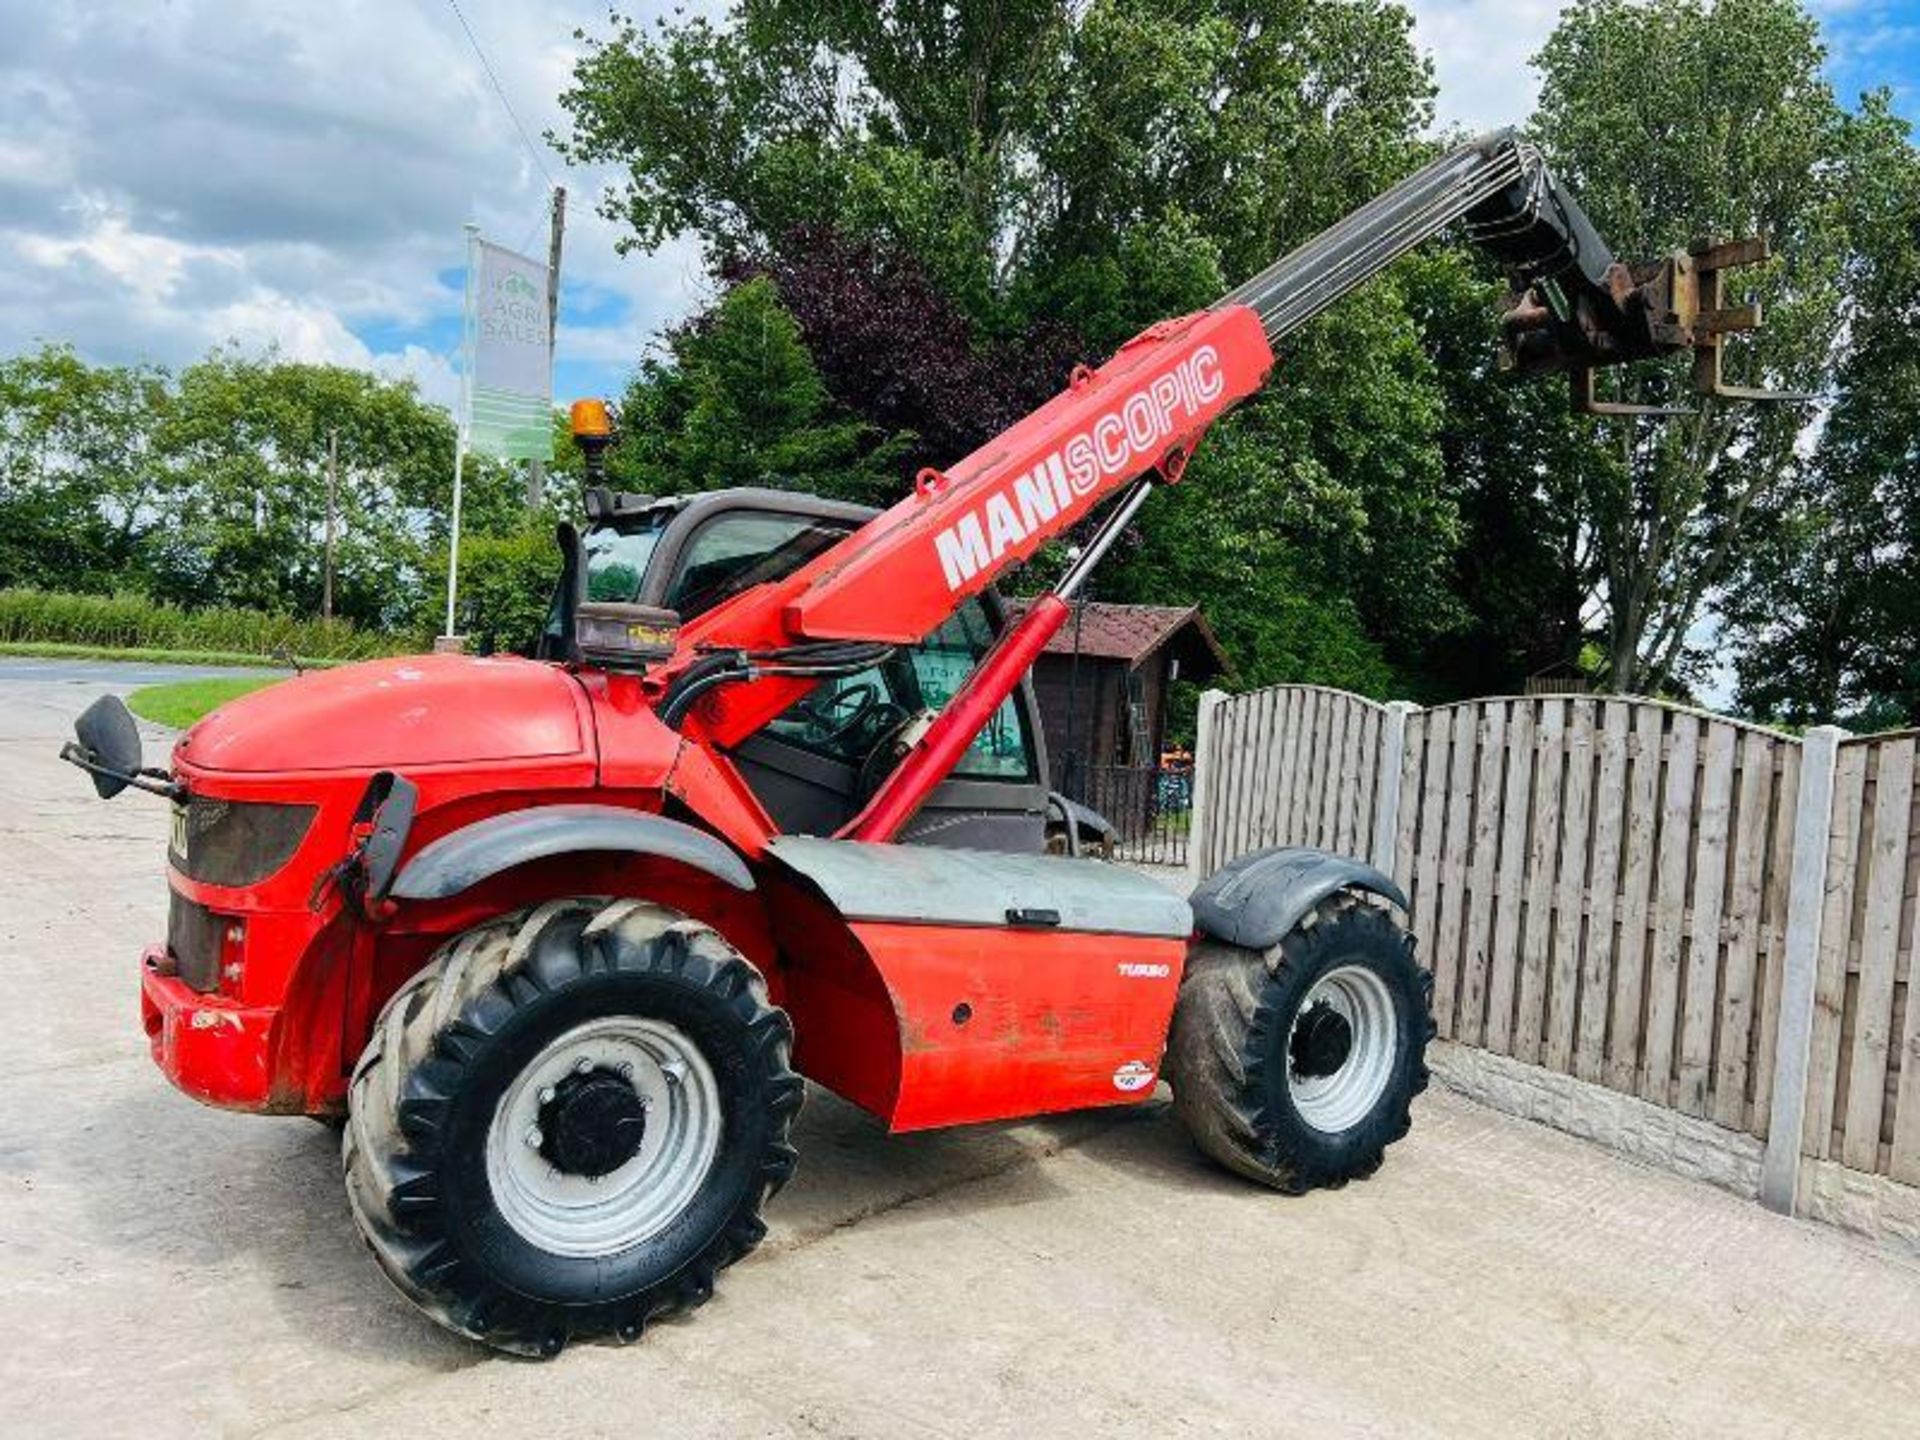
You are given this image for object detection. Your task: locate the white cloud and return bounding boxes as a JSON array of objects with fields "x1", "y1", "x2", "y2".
[
  {"x1": 205, "y1": 293, "x2": 375, "y2": 369},
  {"x1": 374, "y1": 345, "x2": 461, "y2": 410},
  {"x1": 8, "y1": 198, "x2": 375, "y2": 369},
  {"x1": 0, "y1": 0, "x2": 706, "y2": 397},
  {"x1": 17, "y1": 204, "x2": 228, "y2": 306},
  {"x1": 1404, "y1": 0, "x2": 1570, "y2": 134}
]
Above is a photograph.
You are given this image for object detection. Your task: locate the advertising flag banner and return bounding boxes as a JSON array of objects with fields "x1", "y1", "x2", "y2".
[{"x1": 464, "y1": 238, "x2": 553, "y2": 460}]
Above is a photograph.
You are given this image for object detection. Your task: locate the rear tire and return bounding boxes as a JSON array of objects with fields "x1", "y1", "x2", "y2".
[
  {"x1": 342, "y1": 897, "x2": 802, "y2": 1356},
  {"x1": 1169, "y1": 895, "x2": 1432, "y2": 1192}
]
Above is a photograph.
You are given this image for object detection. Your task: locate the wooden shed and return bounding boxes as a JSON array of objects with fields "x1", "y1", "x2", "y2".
[{"x1": 1007, "y1": 600, "x2": 1229, "y2": 776}]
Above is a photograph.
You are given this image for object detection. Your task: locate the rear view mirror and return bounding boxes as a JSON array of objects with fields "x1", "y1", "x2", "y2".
[{"x1": 68, "y1": 695, "x2": 145, "y2": 798}]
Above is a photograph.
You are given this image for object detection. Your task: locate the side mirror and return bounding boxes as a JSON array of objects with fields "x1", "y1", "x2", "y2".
[
  {"x1": 535, "y1": 522, "x2": 583, "y2": 662},
  {"x1": 68, "y1": 695, "x2": 145, "y2": 798}
]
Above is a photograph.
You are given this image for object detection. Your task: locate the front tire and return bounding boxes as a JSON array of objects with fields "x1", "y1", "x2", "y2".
[
  {"x1": 343, "y1": 897, "x2": 802, "y2": 1356},
  {"x1": 1169, "y1": 894, "x2": 1432, "y2": 1192}
]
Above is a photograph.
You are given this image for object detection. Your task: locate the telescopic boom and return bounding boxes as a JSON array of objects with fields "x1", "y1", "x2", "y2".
[{"x1": 651, "y1": 128, "x2": 1775, "y2": 841}]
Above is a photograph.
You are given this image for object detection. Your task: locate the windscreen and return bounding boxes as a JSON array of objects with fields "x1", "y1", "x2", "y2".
[
  {"x1": 664, "y1": 513, "x2": 852, "y2": 619},
  {"x1": 582, "y1": 513, "x2": 672, "y2": 603}
]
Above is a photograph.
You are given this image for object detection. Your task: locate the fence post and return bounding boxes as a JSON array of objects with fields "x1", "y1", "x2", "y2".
[
  {"x1": 1760, "y1": 724, "x2": 1847, "y2": 1215},
  {"x1": 1187, "y1": 689, "x2": 1229, "y2": 890},
  {"x1": 1371, "y1": 700, "x2": 1417, "y2": 880}
]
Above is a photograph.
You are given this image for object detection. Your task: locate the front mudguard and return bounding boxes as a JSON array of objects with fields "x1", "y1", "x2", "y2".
[
  {"x1": 390, "y1": 805, "x2": 755, "y2": 900},
  {"x1": 1190, "y1": 845, "x2": 1408, "y2": 950}
]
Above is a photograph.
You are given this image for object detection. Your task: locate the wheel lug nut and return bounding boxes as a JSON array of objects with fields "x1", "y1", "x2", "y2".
[
  {"x1": 539, "y1": 1087, "x2": 556, "y2": 1104},
  {"x1": 662, "y1": 1059, "x2": 687, "y2": 1085},
  {"x1": 524, "y1": 1126, "x2": 543, "y2": 1148},
  {"x1": 575, "y1": 1058, "x2": 593, "y2": 1075}
]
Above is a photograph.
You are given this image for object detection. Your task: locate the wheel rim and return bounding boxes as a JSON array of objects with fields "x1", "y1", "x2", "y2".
[
  {"x1": 1285, "y1": 965, "x2": 1398, "y2": 1134},
  {"x1": 486, "y1": 1015, "x2": 723, "y2": 1258}
]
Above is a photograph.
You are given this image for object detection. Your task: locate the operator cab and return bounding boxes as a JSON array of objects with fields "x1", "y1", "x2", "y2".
[{"x1": 549, "y1": 485, "x2": 1084, "y2": 855}]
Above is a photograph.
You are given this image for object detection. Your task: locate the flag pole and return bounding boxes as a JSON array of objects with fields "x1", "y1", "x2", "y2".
[
  {"x1": 444, "y1": 222, "x2": 481, "y2": 642},
  {"x1": 525, "y1": 185, "x2": 566, "y2": 509}
]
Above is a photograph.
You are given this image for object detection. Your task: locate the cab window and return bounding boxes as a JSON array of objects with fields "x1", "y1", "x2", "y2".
[
  {"x1": 582, "y1": 516, "x2": 670, "y2": 604},
  {"x1": 914, "y1": 605, "x2": 1035, "y2": 781},
  {"x1": 664, "y1": 511, "x2": 851, "y2": 619},
  {"x1": 760, "y1": 663, "x2": 907, "y2": 767},
  {"x1": 758, "y1": 599, "x2": 1035, "y2": 782}
]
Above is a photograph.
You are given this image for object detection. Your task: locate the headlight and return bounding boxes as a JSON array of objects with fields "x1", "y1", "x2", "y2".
[{"x1": 169, "y1": 797, "x2": 317, "y2": 886}]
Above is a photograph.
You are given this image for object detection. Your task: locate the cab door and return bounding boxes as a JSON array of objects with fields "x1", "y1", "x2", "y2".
[
  {"x1": 729, "y1": 602, "x2": 1049, "y2": 853},
  {"x1": 645, "y1": 505, "x2": 1049, "y2": 853}
]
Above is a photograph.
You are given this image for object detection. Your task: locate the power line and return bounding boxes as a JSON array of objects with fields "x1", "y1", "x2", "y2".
[
  {"x1": 515, "y1": 209, "x2": 546, "y2": 256},
  {"x1": 512, "y1": 177, "x2": 555, "y2": 257},
  {"x1": 444, "y1": 0, "x2": 558, "y2": 190}
]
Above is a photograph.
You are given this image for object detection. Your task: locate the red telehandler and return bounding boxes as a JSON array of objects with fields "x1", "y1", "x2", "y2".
[{"x1": 63, "y1": 129, "x2": 1774, "y2": 1354}]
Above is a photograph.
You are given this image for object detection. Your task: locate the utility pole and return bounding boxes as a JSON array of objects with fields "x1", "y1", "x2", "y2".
[
  {"x1": 322, "y1": 427, "x2": 339, "y2": 622},
  {"x1": 526, "y1": 184, "x2": 566, "y2": 509}
]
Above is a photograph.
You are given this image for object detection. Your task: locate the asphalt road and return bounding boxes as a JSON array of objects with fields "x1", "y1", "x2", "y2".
[
  {"x1": 5, "y1": 661, "x2": 1919, "y2": 1438},
  {"x1": 0, "y1": 656, "x2": 281, "y2": 686}
]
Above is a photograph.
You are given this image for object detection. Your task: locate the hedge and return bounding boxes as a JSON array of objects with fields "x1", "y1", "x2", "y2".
[
  {"x1": 0, "y1": 589, "x2": 398, "y2": 662},
  {"x1": 418, "y1": 529, "x2": 561, "y2": 655}
]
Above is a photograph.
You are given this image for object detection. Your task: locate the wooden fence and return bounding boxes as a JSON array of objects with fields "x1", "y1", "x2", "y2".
[
  {"x1": 1810, "y1": 731, "x2": 1920, "y2": 1185},
  {"x1": 1195, "y1": 685, "x2": 1388, "y2": 871},
  {"x1": 1189, "y1": 685, "x2": 1920, "y2": 1209}
]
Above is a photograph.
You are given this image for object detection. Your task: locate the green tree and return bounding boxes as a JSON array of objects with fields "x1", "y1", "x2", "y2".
[
  {"x1": 0, "y1": 345, "x2": 533, "y2": 634},
  {"x1": 1101, "y1": 435, "x2": 1397, "y2": 699},
  {"x1": 612, "y1": 277, "x2": 908, "y2": 502},
  {"x1": 1719, "y1": 93, "x2": 1920, "y2": 726},
  {"x1": 419, "y1": 526, "x2": 561, "y2": 655},
  {"x1": 564, "y1": 0, "x2": 1460, "y2": 691},
  {"x1": 152, "y1": 351, "x2": 524, "y2": 628},
  {"x1": 1396, "y1": 248, "x2": 1605, "y2": 695},
  {"x1": 0, "y1": 346, "x2": 176, "y2": 591},
  {"x1": 563, "y1": 0, "x2": 1431, "y2": 332},
  {"x1": 1526, "y1": 0, "x2": 1907, "y2": 696}
]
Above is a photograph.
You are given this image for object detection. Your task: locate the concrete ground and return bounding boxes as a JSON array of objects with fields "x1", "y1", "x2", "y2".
[{"x1": 4, "y1": 658, "x2": 1918, "y2": 1439}]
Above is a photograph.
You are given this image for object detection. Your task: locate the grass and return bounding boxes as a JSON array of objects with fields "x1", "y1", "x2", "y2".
[{"x1": 126, "y1": 677, "x2": 281, "y2": 729}]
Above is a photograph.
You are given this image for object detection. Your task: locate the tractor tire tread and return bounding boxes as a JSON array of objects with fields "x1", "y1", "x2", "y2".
[
  {"x1": 1169, "y1": 894, "x2": 1431, "y2": 1193},
  {"x1": 343, "y1": 897, "x2": 799, "y2": 1357}
]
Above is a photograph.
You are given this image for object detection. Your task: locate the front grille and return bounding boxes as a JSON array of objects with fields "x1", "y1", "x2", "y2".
[
  {"x1": 169, "y1": 798, "x2": 316, "y2": 887},
  {"x1": 166, "y1": 893, "x2": 227, "y2": 993}
]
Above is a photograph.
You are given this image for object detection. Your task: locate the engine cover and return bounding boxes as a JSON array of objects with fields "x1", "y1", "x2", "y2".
[{"x1": 176, "y1": 654, "x2": 593, "y2": 773}]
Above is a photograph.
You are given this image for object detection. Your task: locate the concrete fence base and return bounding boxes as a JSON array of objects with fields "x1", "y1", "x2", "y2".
[
  {"x1": 1797, "y1": 1157, "x2": 1920, "y2": 1254},
  {"x1": 1428, "y1": 1041, "x2": 1763, "y2": 1199}
]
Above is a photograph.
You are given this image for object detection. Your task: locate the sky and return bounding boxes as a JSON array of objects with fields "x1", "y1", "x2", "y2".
[{"x1": 0, "y1": 0, "x2": 1914, "y2": 411}]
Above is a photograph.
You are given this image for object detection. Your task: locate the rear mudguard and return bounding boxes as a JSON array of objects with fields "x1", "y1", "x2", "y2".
[
  {"x1": 1045, "y1": 792, "x2": 1116, "y2": 857},
  {"x1": 1190, "y1": 846, "x2": 1408, "y2": 950},
  {"x1": 391, "y1": 805, "x2": 754, "y2": 900}
]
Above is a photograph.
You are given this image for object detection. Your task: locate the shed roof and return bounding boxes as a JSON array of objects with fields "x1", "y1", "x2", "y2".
[{"x1": 1005, "y1": 600, "x2": 1229, "y2": 679}]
